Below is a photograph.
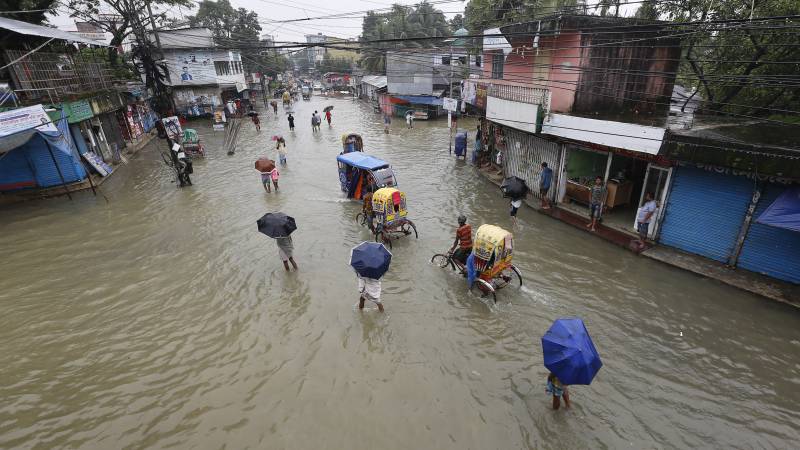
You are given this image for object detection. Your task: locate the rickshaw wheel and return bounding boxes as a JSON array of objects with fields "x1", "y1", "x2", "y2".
[
  {"x1": 355, "y1": 212, "x2": 367, "y2": 227},
  {"x1": 495, "y1": 265, "x2": 523, "y2": 289},
  {"x1": 430, "y1": 254, "x2": 453, "y2": 269},
  {"x1": 470, "y1": 279, "x2": 497, "y2": 304},
  {"x1": 375, "y1": 231, "x2": 392, "y2": 249},
  {"x1": 401, "y1": 220, "x2": 418, "y2": 238}
]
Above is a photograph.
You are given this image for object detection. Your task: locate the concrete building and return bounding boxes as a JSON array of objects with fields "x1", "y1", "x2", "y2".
[
  {"x1": 466, "y1": 14, "x2": 800, "y2": 293},
  {"x1": 305, "y1": 33, "x2": 327, "y2": 65},
  {"x1": 151, "y1": 28, "x2": 249, "y2": 117}
]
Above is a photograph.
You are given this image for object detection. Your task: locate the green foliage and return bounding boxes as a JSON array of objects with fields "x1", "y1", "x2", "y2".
[
  {"x1": 464, "y1": 0, "x2": 585, "y2": 35},
  {"x1": 317, "y1": 53, "x2": 353, "y2": 74},
  {"x1": 0, "y1": 0, "x2": 57, "y2": 25},
  {"x1": 449, "y1": 14, "x2": 464, "y2": 30},
  {"x1": 653, "y1": 0, "x2": 800, "y2": 118},
  {"x1": 359, "y1": 1, "x2": 451, "y2": 73}
]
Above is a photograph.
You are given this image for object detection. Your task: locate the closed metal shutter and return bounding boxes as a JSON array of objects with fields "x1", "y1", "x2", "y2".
[
  {"x1": 659, "y1": 166, "x2": 753, "y2": 263},
  {"x1": 502, "y1": 127, "x2": 560, "y2": 201},
  {"x1": 737, "y1": 184, "x2": 800, "y2": 284}
]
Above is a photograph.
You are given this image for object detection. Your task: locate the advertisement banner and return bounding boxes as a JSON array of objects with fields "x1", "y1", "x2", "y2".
[
  {"x1": 0, "y1": 104, "x2": 58, "y2": 138},
  {"x1": 475, "y1": 83, "x2": 488, "y2": 110}
]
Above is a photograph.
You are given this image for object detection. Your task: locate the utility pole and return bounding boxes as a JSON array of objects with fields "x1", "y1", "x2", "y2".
[{"x1": 145, "y1": 0, "x2": 175, "y2": 114}]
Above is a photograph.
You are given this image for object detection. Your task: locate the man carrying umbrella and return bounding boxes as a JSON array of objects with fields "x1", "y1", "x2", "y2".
[
  {"x1": 542, "y1": 317, "x2": 602, "y2": 410},
  {"x1": 350, "y1": 242, "x2": 392, "y2": 313},
  {"x1": 257, "y1": 212, "x2": 298, "y2": 271}
]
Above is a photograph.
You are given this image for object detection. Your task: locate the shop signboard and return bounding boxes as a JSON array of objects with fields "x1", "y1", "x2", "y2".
[
  {"x1": 475, "y1": 83, "x2": 488, "y2": 110},
  {"x1": 162, "y1": 116, "x2": 182, "y2": 139},
  {"x1": 0, "y1": 104, "x2": 57, "y2": 138},
  {"x1": 65, "y1": 100, "x2": 94, "y2": 123},
  {"x1": 442, "y1": 97, "x2": 458, "y2": 112},
  {"x1": 82, "y1": 151, "x2": 112, "y2": 176}
]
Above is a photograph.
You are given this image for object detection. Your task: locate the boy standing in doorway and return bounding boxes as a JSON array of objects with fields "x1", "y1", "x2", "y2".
[{"x1": 587, "y1": 176, "x2": 606, "y2": 232}]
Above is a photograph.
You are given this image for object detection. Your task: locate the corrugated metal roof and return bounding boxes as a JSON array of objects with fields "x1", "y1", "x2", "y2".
[
  {"x1": 0, "y1": 16, "x2": 109, "y2": 46},
  {"x1": 361, "y1": 75, "x2": 387, "y2": 89}
]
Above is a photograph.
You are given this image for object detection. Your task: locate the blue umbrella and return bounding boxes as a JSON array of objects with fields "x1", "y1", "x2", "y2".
[
  {"x1": 541, "y1": 318, "x2": 602, "y2": 385},
  {"x1": 350, "y1": 242, "x2": 392, "y2": 279}
]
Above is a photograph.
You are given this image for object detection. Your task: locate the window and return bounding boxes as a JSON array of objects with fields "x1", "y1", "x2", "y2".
[
  {"x1": 231, "y1": 61, "x2": 242, "y2": 74},
  {"x1": 458, "y1": 56, "x2": 467, "y2": 65},
  {"x1": 441, "y1": 56, "x2": 451, "y2": 66},
  {"x1": 475, "y1": 55, "x2": 482, "y2": 67},
  {"x1": 491, "y1": 52, "x2": 504, "y2": 79},
  {"x1": 214, "y1": 61, "x2": 231, "y2": 76}
]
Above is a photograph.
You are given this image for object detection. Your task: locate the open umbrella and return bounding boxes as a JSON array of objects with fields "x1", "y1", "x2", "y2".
[
  {"x1": 247, "y1": 111, "x2": 258, "y2": 117},
  {"x1": 255, "y1": 157, "x2": 275, "y2": 172},
  {"x1": 541, "y1": 318, "x2": 602, "y2": 385},
  {"x1": 501, "y1": 176, "x2": 528, "y2": 200},
  {"x1": 271, "y1": 135, "x2": 282, "y2": 141},
  {"x1": 256, "y1": 212, "x2": 296, "y2": 238},
  {"x1": 323, "y1": 105, "x2": 334, "y2": 112},
  {"x1": 349, "y1": 242, "x2": 392, "y2": 279}
]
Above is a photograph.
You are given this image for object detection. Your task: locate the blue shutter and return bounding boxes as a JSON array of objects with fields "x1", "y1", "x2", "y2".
[
  {"x1": 737, "y1": 184, "x2": 800, "y2": 284},
  {"x1": 24, "y1": 135, "x2": 85, "y2": 188},
  {"x1": 659, "y1": 167, "x2": 753, "y2": 263}
]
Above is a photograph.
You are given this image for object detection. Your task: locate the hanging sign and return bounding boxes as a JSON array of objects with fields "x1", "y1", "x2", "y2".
[{"x1": 442, "y1": 97, "x2": 458, "y2": 112}]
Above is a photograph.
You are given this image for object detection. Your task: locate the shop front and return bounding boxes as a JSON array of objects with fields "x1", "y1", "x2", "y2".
[
  {"x1": 659, "y1": 164, "x2": 800, "y2": 284},
  {"x1": 557, "y1": 143, "x2": 673, "y2": 238}
]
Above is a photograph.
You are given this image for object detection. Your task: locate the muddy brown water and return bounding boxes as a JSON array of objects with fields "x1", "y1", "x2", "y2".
[{"x1": 1, "y1": 98, "x2": 799, "y2": 449}]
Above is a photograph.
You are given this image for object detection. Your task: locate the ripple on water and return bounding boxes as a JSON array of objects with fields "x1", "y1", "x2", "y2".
[{"x1": 1, "y1": 98, "x2": 799, "y2": 449}]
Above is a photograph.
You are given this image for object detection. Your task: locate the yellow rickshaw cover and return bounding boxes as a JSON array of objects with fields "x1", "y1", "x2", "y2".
[
  {"x1": 473, "y1": 224, "x2": 513, "y2": 275},
  {"x1": 372, "y1": 187, "x2": 408, "y2": 224}
]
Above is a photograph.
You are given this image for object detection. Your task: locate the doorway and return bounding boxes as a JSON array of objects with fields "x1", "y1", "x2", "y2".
[{"x1": 633, "y1": 164, "x2": 672, "y2": 238}]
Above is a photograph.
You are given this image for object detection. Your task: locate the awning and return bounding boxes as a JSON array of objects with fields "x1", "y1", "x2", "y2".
[
  {"x1": 361, "y1": 75, "x2": 387, "y2": 89},
  {"x1": 0, "y1": 16, "x2": 109, "y2": 46},
  {"x1": 391, "y1": 95, "x2": 443, "y2": 106},
  {"x1": 756, "y1": 186, "x2": 800, "y2": 232}
]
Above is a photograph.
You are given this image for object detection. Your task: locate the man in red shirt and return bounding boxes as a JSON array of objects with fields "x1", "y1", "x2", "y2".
[{"x1": 449, "y1": 215, "x2": 472, "y2": 265}]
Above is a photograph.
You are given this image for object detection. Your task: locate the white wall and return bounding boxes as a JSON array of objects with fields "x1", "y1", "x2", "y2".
[
  {"x1": 542, "y1": 113, "x2": 666, "y2": 155},
  {"x1": 487, "y1": 96, "x2": 539, "y2": 134},
  {"x1": 166, "y1": 49, "x2": 246, "y2": 87}
]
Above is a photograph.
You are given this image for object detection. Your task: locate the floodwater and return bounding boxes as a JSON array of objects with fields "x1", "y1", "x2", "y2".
[{"x1": 1, "y1": 97, "x2": 799, "y2": 450}]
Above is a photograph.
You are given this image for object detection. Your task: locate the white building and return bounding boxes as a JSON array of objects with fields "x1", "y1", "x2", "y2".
[
  {"x1": 305, "y1": 33, "x2": 327, "y2": 64},
  {"x1": 150, "y1": 28, "x2": 249, "y2": 116}
]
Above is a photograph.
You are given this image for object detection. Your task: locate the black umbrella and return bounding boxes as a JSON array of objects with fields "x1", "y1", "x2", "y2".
[
  {"x1": 501, "y1": 176, "x2": 528, "y2": 199},
  {"x1": 257, "y1": 212, "x2": 297, "y2": 238},
  {"x1": 247, "y1": 111, "x2": 258, "y2": 117}
]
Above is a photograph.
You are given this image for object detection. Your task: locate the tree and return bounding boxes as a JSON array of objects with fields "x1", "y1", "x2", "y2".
[
  {"x1": 651, "y1": 0, "x2": 800, "y2": 119},
  {"x1": 317, "y1": 53, "x2": 352, "y2": 74},
  {"x1": 0, "y1": 0, "x2": 57, "y2": 25},
  {"x1": 359, "y1": 1, "x2": 451, "y2": 73},
  {"x1": 449, "y1": 14, "x2": 464, "y2": 31},
  {"x1": 464, "y1": 0, "x2": 584, "y2": 35},
  {"x1": 67, "y1": 0, "x2": 190, "y2": 66}
]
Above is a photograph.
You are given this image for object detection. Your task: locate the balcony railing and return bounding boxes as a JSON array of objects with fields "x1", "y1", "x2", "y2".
[
  {"x1": 488, "y1": 83, "x2": 551, "y2": 114},
  {"x1": 4, "y1": 50, "x2": 117, "y2": 103}
]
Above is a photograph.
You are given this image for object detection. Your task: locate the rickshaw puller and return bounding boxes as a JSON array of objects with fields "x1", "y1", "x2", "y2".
[{"x1": 449, "y1": 215, "x2": 473, "y2": 265}]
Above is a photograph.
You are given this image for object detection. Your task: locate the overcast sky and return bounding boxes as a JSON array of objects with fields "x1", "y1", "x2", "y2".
[{"x1": 47, "y1": 0, "x2": 467, "y2": 43}]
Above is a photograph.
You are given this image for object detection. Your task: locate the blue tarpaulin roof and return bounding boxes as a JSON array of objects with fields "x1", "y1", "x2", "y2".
[
  {"x1": 756, "y1": 186, "x2": 800, "y2": 232},
  {"x1": 392, "y1": 95, "x2": 443, "y2": 106},
  {"x1": 336, "y1": 152, "x2": 390, "y2": 170}
]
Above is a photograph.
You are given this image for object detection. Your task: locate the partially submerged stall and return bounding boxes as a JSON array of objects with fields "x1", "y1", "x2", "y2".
[{"x1": 0, "y1": 105, "x2": 88, "y2": 198}]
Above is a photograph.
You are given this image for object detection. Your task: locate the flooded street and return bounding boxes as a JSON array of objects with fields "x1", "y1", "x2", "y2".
[{"x1": 2, "y1": 98, "x2": 800, "y2": 449}]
